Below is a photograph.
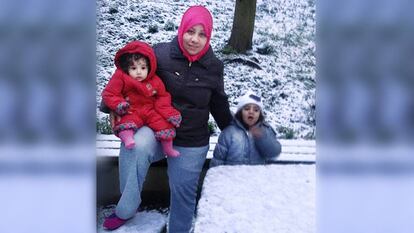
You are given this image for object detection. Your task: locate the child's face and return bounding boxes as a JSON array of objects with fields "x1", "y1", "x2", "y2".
[
  {"x1": 241, "y1": 104, "x2": 261, "y2": 128},
  {"x1": 128, "y1": 58, "x2": 149, "y2": 81},
  {"x1": 182, "y1": 24, "x2": 207, "y2": 55}
]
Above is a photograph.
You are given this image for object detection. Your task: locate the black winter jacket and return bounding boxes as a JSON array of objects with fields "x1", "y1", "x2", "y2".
[{"x1": 153, "y1": 37, "x2": 232, "y2": 147}]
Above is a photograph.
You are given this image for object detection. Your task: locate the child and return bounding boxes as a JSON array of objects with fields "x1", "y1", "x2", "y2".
[
  {"x1": 102, "y1": 41, "x2": 181, "y2": 157},
  {"x1": 210, "y1": 91, "x2": 282, "y2": 167}
]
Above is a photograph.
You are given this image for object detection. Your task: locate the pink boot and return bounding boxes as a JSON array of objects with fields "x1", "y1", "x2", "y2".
[
  {"x1": 103, "y1": 213, "x2": 127, "y2": 230},
  {"x1": 118, "y1": 130, "x2": 135, "y2": 149},
  {"x1": 161, "y1": 139, "x2": 180, "y2": 157}
]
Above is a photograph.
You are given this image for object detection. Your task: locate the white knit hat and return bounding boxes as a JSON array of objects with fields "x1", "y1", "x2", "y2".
[{"x1": 235, "y1": 91, "x2": 264, "y2": 112}]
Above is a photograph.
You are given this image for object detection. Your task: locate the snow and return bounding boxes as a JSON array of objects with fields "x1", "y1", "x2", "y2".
[
  {"x1": 96, "y1": 164, "x2": 315, "y2": 233},
  {"x1": 96, "y1": 1, "x2": 316, "y2": 231},
  {"x1": 96, "y1": 0, "x2": 315, "y2": 139},
  {"x1": 194, "y1": 164, "x2": 315, "y2": 233},
  {"x1": 97, "y1": 205, "x2": 168, "y2": 233}
]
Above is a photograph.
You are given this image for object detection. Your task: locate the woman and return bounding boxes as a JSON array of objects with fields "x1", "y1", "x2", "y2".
[
  {"x1": 210, "y1": 91, "x2": 282, "y2": 167},
  {"x1": 102, "y1": 6, "x2": 232, "y2": 232}
]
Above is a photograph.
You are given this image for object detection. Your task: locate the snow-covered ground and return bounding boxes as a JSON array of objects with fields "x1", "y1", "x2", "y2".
[
  {"x1": 96, "y1": 0, "x2": 315, "y2": 139},
  {"x1": 97, "y1": 164, "x2": 315, "y2": 233},
  {"x1": 97, "y1": 206, "x2": 168, "y2": 233},
  {"x1": 195, "y1": 164, "x2": 315, "y2": 233}
]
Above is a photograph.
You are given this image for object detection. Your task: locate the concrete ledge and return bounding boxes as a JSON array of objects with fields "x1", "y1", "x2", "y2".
[
  {"x1": 97, "y1": 134, "x2": 316, "y2": 162},
  {"x1": 96, "y1": 134, "x2": 316, "y2": 206}
]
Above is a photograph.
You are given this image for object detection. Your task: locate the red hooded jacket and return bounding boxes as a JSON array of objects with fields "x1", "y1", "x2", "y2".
[{"x1": 102, "y1": 41, "x2": 180, "y2": 134}]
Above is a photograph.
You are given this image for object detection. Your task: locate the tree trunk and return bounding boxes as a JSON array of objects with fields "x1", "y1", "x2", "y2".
[{"x1": 227, "y1": 0, "x2": 257, "y2": 53}]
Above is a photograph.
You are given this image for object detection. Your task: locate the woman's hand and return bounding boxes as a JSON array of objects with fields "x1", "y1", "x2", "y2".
[{"x1": 109, "y1": 111, "x2": 121, "y2": 128}]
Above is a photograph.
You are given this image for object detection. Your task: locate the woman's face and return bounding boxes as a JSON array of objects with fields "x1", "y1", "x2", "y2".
[
  {"x1": 182, "y1": 24, "x2": 207, "y2": 55},
  {"x1": 241, "y1": 104, "x2": 261, "y2": 128}
]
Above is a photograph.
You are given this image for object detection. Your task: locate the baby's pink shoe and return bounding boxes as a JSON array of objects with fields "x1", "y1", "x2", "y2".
[
  {"x1": 103, "y1": 213, "x2": 127, "y2": 230},
  {"x1": 119, "y1": 130, "x2": 135, "y2": 149},
  {"x1": 161, "y1": 139, "x2": 180, "y2": 157}
]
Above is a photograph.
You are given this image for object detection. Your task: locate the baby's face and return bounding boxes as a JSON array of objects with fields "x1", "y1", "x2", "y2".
[
  {"x1": 128, "y1": 58, "x2": 148, "y2": 81},
  {"x1": 241, "y1": 104, "x2": 261, "y2": 128}
]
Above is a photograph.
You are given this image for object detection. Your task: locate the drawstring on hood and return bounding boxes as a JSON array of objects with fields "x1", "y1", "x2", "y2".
[{"x1": 178, "y1": 5, "x2": 213, "y2": 62}]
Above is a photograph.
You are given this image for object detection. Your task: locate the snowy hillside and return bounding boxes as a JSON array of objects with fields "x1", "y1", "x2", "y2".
[{"x1": 96, "y1": 0, "x2": 315, "y2": 139}]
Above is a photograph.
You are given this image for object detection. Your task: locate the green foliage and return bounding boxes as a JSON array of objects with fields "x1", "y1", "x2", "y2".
[
  {"x1": 222, "y1": 45, "x2": 238, "y2": 55},
  {"x1": 305, "y1": 101, "x2": 316, "y2": 127},
  {"x1": 304, "y1": 130, "x2": 315, "y2": 140},
  {"x1": 148, "y1": 24, "x2": 158, "y2": 33},
  {"x1": 256, "y1": 43, "x2": 274, "y2": 55},
  {"x1": 208, "y1": 121, "x2": 217, "y2": 135},
  {"x1": 277, "y1": 126, "x2": 295, "y2": 139},
  {"x1": 108, "y1": 7, "x2": 118, "y2": 14},
  {"x1": 164, "y1": 20, "x2": 176, "y2": 31},
  {"x1": 96, "y1": 116, "x2": 113, "y2": 134},
  {"x1": 129, "y1": 34, "x2": 145, "y2": 42}
]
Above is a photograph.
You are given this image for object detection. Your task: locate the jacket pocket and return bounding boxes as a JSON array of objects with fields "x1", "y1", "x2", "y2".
[{"x1": 226, "y1": 132, "x2": 247, "y2": 163}]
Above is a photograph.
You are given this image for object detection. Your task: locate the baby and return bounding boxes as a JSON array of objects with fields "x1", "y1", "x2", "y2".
[{"x1": 102, "y1": 41, "x2": 181, "y2": 157}]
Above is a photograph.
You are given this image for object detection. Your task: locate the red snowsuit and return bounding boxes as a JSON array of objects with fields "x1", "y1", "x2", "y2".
[{"x1": 102, "y1": 41, "x2": 181, "y2": 140}]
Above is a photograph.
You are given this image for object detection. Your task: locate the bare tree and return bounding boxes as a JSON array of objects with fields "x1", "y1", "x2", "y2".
[{"x1": 227, "y1": 0, "x2": 257, "y2": 53}]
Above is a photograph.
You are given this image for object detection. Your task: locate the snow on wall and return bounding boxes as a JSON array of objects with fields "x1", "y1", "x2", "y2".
[{"x1": 195, "y1": 164, "x2": 315, "y2": 233}]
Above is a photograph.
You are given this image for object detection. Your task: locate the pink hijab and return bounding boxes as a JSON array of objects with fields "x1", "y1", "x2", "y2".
[{"x1": 177, "y1": 6, "x2": 213, "y2": 62}]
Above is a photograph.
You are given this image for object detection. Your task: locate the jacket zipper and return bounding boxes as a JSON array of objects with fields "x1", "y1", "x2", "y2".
[
  {"x1": 245, "y1": 131, "x2": 251, "y2": 163},
  {"x1": 184, "y1": 62, "x2": 192, "y2": 83}
]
